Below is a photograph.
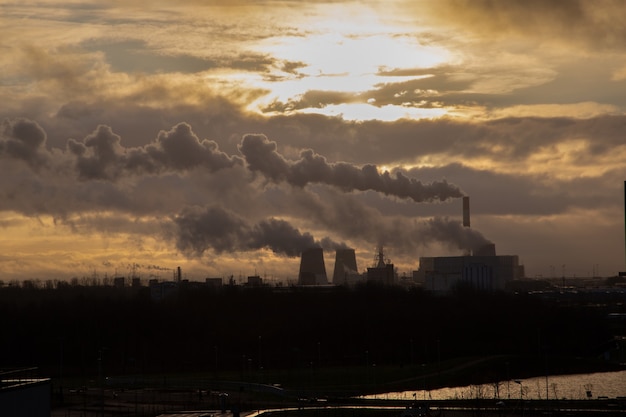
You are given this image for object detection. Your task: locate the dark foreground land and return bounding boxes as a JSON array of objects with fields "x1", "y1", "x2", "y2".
[
  {"x1": 50, "y1": 390, "x2": 626, "y2": 417},
  {"x1": 0, "y1": 282, "x2": 624, "y2": 415}
]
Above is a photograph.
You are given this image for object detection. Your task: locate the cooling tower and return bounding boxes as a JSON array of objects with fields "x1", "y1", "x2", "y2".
[
  {"x1": 298, "y1": 247, "x2": 328, "y2": 285},
  {"x1": 332, "y1": 248, "x2": 358, "y2": 285},
  {"x1": 463, "y1": 196, "x2": 470, "y2": 227}
]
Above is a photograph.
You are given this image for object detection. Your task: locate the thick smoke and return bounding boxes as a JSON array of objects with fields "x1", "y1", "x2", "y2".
[
  {"x1": 422, "y1": 217, "x2": 492, "y2": 252},
  {"x1": 66, "y1": 122, "x2": 242, "y2": 180},
  {"x1": 173, "y1": 205, "x2": 346, "y2": 257},
  {"x1": 290, "y1": 187, "x2": 492, "y2": 256},
  {"x1": 1, "y1": 118, "x2": 491, "y2": 267},
  {"x1": 0, "y1": 118, "x2": 49, "y2": 169},
  {"x1": 239, "y1": 134, "x2": 464, "y2": 202},
  {"x1": 0, "y1": 120, "x2": 240, "y2": 181}
]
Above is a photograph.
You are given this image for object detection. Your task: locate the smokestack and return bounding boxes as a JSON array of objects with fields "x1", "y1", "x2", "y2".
[
  {"x1": 463, "y1": 196, "x2": 470, "y2": 227},
  {"x1": 622, "y1": 181, "x2": 626, "y2": 276},
  {"x1": 177, "y1": 266, "x2": 182, "y2": 283},
  {"x1": 332, "y1": 249, "x2": 358, "y2": 285},
  {"x1": 298, "y1": 248, "x2": 328, "y2": 285}
]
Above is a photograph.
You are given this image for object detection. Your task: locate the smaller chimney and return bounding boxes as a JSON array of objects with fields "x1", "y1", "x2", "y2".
[{"x1": 463, "y1": 196, "x2": 470, "y2": 227}]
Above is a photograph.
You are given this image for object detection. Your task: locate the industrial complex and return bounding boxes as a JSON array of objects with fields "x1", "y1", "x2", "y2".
[
  {"x1": 149, "y1": 195, "x2": 527, "y2": 295},
  {"x1": 294, "y1": 195, "x2": 525, "y2": 293},
  {"x1": 97, "y1": 185, "x2": 626, "y2": 295}
]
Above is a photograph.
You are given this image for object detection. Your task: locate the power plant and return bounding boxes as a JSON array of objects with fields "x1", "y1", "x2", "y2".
[
  {"x1": 331, "y1": 248, "x2": 359, "y2": 285},
  {"x1": 414, "y1": 196, "x2": 524, "y2": 292},
  {"x1": 298, "y1": 247, "x2": 329, "y2": 285},
  {"x1": 366, "y1": 246, "x2": 395, "y2": 286},
  {"x1": 293, "y1": 195, "x2": 525, "y2": 291}
]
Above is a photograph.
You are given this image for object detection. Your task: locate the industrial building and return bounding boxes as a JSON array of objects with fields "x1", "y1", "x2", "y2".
[
  {"x1": 366, "y1": 247, "x2": 396, "y2": 285},
  {"x1": 414, "y1": 245, "x2": 525, "y2": 292},
  {"x1": 413, "y1": 197, "x2": 525, "y2": 292},
  {"x1": 303, "y1": 246, "x2": 398, "y2": 287}
]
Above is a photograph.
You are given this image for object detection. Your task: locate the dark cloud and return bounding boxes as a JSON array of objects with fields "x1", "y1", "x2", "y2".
[
  {"x1": 84, "y1": 39, "x2": 216, "y2": 74},
  {"x1": 429, "y1": 0, "x2": 626, "y2": 51},
  {"x1": 37, "y1": 92, "x2": 626, "y2": 172},
  {"x1": 261, "y1": 90, "x2": 357, "y2": 112}
]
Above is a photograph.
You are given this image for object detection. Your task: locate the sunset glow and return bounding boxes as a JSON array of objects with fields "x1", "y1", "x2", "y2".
[{"x1": 1, "y1": 0, "x2": 625, "y2": 282}]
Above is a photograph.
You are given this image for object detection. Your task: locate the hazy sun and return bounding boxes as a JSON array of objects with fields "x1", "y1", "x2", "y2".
[{"x1": 246, "y1": 6, "x2": 452, "y2": 121}]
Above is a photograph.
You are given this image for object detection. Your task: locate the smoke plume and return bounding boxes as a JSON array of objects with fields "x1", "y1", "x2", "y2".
[
  {"x1": 422, "y1": 217, "x2": 492, "y2": 252},
  {"x1": 1, "y1": 118, "x2": 493, "y2": 271},
  {"x1": 239, "y1": 134, "x2": 464, "y2": 202},
  {"x1": 0, "y1": 118, "x2": 49, "y2": 169},
  {"x1": 66, "y1": 122, "x2": 242, "y2": 180},
  {"x1": 174, "y1": 205, "x2": 346, "y2": 257}
]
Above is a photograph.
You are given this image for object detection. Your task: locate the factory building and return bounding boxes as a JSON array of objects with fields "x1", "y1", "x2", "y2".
[
  {"x1": 366, "y1": 246, "x2": 396, "y2": 285},
  {"x1": 414, "y1": 244, "x2": 525, "y2": 292},
  {"x1": 413, "y1": 197, "x2": 525, "y2": 292},
  {"x1": 298, "y1": 247, "x2": 329, "y2": 285}
]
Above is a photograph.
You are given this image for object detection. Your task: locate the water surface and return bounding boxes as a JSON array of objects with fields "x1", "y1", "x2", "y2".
[{"x1": 363, "y1": 370, "x2": 626, "y2": 401}]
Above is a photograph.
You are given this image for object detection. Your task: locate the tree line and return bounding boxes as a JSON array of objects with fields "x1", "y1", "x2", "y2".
[{"x1": 0, "y1": 283, "x2": 621, "y2": 381}]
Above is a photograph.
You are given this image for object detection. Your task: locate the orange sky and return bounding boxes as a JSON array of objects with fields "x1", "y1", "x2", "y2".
[{"x1": 1, "y1": 0, "x2": 625, "y2": 282}]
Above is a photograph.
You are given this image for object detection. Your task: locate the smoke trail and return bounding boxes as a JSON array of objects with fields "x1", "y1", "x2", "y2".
[
  {"x1": 0, "y1": 118, "x2": 49, "y2": 169},
  {"x1": 239, "y1": 134, "x2": 464, "y2": 202},
  {"x1": 422, "y1": 217, "x2": 492, "y2": 252},
  {"x1": 173, "y1": 205, "x2": 346, "y2": 257},
  {"x1": 288, "y1": 188, "x2": 492, "y2": 256},
  {"x1": 66, "y1": 122, "x2": 242, "y2": 180}
]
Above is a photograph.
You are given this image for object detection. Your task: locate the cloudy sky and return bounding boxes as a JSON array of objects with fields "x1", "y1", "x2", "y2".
[{"x1": 1, "y1": 0, "x2": 625, "y2": 283}]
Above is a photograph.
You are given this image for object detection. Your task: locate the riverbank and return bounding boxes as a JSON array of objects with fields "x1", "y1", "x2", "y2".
[{"x1": 51, "y1": 355, "x2": 625, "y2": 416}]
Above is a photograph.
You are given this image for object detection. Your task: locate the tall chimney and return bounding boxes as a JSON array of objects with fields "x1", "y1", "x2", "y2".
[
  {"x1": 463, "y1": 196, "x2": 470, "y2": 227},
  {"x1": 623, "y1": 181, "x2": 626, "y2": 275}
]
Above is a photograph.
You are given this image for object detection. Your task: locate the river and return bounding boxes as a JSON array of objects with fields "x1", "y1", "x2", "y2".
[{"x1": 362, "y1": 370, "x2": 626, "y2": 401}]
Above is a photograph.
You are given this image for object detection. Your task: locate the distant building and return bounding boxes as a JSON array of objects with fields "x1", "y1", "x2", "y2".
[
  {"x1": 366, "y1": 247, "x2": 396, "y2": 285},
  {"x1": 414, "y1": 245, "x2": 525, "y2": 292},
  {"x1": 113, "y1": 276, "x2": 125, "y2": 288},
  {"x1": 149, "y1": 280, "x2": 178, "y2": 301},
  {"x1": 247, "y1": 275, "x2": 263, "y2": 287},
  {"x1": 205, "y1": 277, "x2": 223, "y2": 288}
]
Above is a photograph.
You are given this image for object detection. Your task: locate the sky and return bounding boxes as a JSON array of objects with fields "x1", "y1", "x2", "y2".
[{"x1": 1, "y1": 0, "x2": 626, "y2": 283}]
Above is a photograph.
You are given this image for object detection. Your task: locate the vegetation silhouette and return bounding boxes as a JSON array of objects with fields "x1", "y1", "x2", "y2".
[{"x1": 1, "y1": 280, "x2": 622, "y2": 392}]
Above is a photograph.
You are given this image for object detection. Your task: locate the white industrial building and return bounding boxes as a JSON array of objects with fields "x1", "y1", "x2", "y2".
[
  {"x1": 414, "y1": 244, "x2": 525, "y2": 292},
  {"x1": 413, "y1": 196, "x2": 525, "y2": 293}
]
